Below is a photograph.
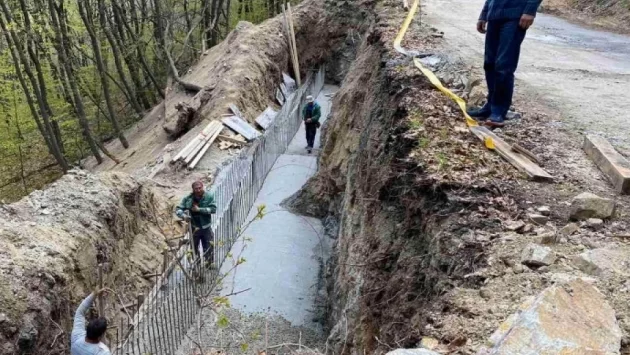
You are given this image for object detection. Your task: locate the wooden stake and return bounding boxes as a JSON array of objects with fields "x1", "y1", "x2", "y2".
[
  {"x1": 97, "y1": 264, "x2": 104, "y2": 316},
  {"x1": 287, "y1": 3, "x2": 301, "y2": 86}
]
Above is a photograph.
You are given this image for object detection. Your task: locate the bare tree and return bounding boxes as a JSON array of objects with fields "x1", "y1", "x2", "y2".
[{"x1": 78, "y1": 0, "x2": 130, "y2": 149}]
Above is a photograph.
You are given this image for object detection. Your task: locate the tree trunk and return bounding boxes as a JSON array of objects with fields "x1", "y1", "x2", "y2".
[
  {"x1": 0, "y1": 2, "x2": 69, "y2": 171},
  {"x1": 97, "y1": 0, "x2": 144, "y2": 116},
  {"x1": 50, "y1": 0, "x2": 104, "y2": 164},
  {"x1": 112, "y1": 2, "x2": 165, "y2": 99},
  {"x1": 77, "y1": 0, "x2": 130, "y2": 149},
  {"x1": 110, "y1": 3, "x2": 152, "y2": 109}
]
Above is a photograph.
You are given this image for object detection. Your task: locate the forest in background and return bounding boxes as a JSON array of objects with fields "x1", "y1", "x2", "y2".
[{"x1": 0, "y1": 0, "x2": 293, "y2": 202}]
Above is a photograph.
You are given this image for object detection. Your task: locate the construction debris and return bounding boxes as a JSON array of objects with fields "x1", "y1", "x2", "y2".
[
  {"x1": 172, "y1": 120, "x2": 223, "y2": 169},
  {"x1": 222, "y1": 115, "x2": 261, "y2": 141},
  {"x1": 255, "y1": 107, "x2": 279, "y2": 130},
  {"x1": 583, "y1": 135, "x2": 630, "y2": 194}
]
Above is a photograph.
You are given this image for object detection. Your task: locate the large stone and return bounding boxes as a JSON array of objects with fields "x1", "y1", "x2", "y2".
[
  {"x1": 571, "y1": 247, "x2": 630, "y2": 276},
  {"x1": 386, "y1": 349, "x2": 440, "y2": 355},
  {"x1": 521, "y1": 243, "x2": 556, "y2": 267},
  {"x1": 485, "y1": 279, "x2": 622, "y2": 354},
  {"x1": 586, "y1": 218, "x2": 604, "y2": 230},
  {"x1": 570, "y1": 192, "x2": 616, "y2": 220},
  {"x1": 558, "y1": 222, "x2": 579, "y2": 236},
  {"x1": 528, "y1": 213, "x2": 548, "y2": 224}
]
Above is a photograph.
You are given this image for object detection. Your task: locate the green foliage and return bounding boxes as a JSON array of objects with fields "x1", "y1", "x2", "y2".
[
  {"x1": 0, "y1": 0, "x2": 300, "y2": 202},
  {"x1": 217, "y1": 313, "x2": 229, "y2": 328}
]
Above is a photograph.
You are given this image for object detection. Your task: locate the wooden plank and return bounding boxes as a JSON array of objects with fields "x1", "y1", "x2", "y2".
[
  {"x1": 276, "y1": 88, "x2": 285, "y2": 105},
  {"x1": 470, "y1": 126, "x2": 553, "y2": 182},
  {"x1": 512, "y1": 143, "x2": 541, "y2": 165},
  {"x1": 182, "y1": 121, "x2": 221, "y2": 162},
  {"x1": 282, "y1": 72, "x2": 296, "y2": 94},
  {"x1": 583, "y1": 135, "x2": 630, "y2": 194},
  {"x1": 174, "y1": 121, "x2": 219, "y2": 161},
  {"x1": 184, "y1": 122, "x2": 222, "y2": 165},
  {"x1": 189, "y1": 124, "x2": 223, "y2": 169},
  {"x1": 218, "y1": 135, "x2": 247, "y2": 145},
  {"x1": 287, "y1": 4, "x2": 301, "y2": 86},
  {"x1": 229, "y1": 103, "x2": 243, "y2": 118},
  {"x1": 222, "y1": 115, "x2": 261, "y2": 141},
  {"x1": 255, "y1": 107, "x2": 278, "y2": 130}
]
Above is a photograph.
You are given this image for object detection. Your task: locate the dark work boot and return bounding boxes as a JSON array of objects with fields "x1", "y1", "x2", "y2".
[{"x1": 467, "y1": 106, "x2": 491, "y2": 121}]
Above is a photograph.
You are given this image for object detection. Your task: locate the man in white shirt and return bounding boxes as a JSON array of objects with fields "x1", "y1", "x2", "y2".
[{"x1": 71, "y1": 289, "x2": 111, "y2": 355}]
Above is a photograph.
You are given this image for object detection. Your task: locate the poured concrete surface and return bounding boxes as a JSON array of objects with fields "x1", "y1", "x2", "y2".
[
  {"x1": 176, "y1": 85, "x2": 338, "y2": 354},
  {"x1": 220, "y1": 85, "x2": 337, "y2": 327}
]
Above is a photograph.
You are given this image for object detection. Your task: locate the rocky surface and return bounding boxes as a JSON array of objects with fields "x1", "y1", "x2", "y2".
[
  {"x1": 483, "y1": 279, "x2": 621, "y2": 354},
  {"x1": 386, "y1": 349, "x2": 440, "y2": 355},
  {"x1": 521, "y1": 244, "x2": 556, "y2": 267},
  {"x1": 570, "y1": 192, "x2": 616, "y2": 220},
  {"x1": 0, "y1": 170, "x2": 174, "y2": 354},
  {"x1": 572, "y1": 247, "x2": 630, "y2": 277}
]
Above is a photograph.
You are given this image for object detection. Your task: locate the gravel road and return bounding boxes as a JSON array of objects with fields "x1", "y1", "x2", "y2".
[{"x1": 423, "y1": 0, "x2": 630, "y2": 153}]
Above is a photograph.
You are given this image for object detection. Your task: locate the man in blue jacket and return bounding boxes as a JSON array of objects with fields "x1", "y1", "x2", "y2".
[
  {"x1": 176, "y1": 180, "x2": 217, "y2": 265},
  {"x1": 468, "y1": 0, "x2": 542, "y2": 127}
]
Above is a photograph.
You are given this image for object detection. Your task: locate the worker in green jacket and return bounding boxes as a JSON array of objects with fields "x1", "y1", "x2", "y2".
[
  {"x1": 176, "y1": 180, "x2": 217, "y2": 265},
  {"x1": 302, "y1": 95, "x2": 321, "y2": 154}
]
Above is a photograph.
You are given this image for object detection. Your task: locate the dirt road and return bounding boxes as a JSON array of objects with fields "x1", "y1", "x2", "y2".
[{"x1": 423, "y1": 0, "x2": 630, "y2": 153}]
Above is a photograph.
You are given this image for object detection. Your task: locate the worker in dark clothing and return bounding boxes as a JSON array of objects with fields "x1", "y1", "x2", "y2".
[
  {"x1": 176, "y1": 180, "x2": 217, "y2": 266},
  {"x1": 302, "y1": 95, "x2": 321, "y2": 154},
  {"x1": 467, "y1": 0, "x2": 542, "y2": 128}
]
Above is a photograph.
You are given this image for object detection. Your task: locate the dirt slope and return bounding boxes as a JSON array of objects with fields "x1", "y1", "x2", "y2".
[
  {"x1": 0, "y1": 170, "x2": 175, "y2": 354},
  {"x1": 86, "y1": 0, "x2": 350, "y2": 181}
]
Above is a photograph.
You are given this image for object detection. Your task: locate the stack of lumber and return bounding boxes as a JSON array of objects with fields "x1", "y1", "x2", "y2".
[{"x1": 173, "y1": 120, "x2": 223, "y2": 169}]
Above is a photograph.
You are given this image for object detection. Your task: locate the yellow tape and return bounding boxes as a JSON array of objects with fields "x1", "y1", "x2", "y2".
[
  {"x1": 393, "y1": 0, "x2": 419, "y2": 53},
  {"x1": 484, "y1": 136, "x2": 495, "y2": 149},
  {"x1": 394, "y1": 0, "x2": 478, "y2": 128}
]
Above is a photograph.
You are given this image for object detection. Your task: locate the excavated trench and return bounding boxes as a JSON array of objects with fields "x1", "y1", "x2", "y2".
[
  {"x1": 0, "y1": 1, "x2": 512, "y2": 354},
  {"x1": 283, "y1": 2, "x2": 498, "y2": 355}
]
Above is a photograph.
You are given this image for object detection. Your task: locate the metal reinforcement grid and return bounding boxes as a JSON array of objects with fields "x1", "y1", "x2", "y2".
[{"x1": 108, "y1": 67, "x2": 326, "y2": 355}]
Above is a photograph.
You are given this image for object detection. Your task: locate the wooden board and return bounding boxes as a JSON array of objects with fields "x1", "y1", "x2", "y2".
[
  {"x1": 276, "y1": 88, "x2": 285, "y2": 105},
  {"x1": 173, "y1": 121, "x2": 220, "y2": 161},
  {"x1": 255, "y1": 107, "x2": 278, "y2": 130},
  {"x1": 229, "y1": 103, "x2": 244, "y2": 118},
  {"x1": 469, "y1": 126, "x2": 554, "y2": 182},
  {"x1": 222, "y1": 115, "x2": 261, "y2": 141},
  {"x1": 184, "y1": 122, "x2": 222, "y2": 165},
  {"x1": 218, "y1": 135, "x2": 247, "y2": 145},
  {"x1": 189, "y1": 125, "x2": 223, "y2": 169},
  {"x1": 583, "y1": 135, "x2": 630, "y2": 194},
  {"x1": 181, "y1": 121, "x2": 221, "y2": 162},
  {"x1": 283, "y1": 72, "x2": 296, "y2": 94}
]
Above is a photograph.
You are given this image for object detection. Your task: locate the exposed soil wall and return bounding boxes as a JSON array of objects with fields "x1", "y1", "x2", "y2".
[
  {"x1": 289, "y1": 1, "x2": 504, "y2": 352},
  {"x1": 0, "y1": 170, "x2": 175, "y2": 354}
]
